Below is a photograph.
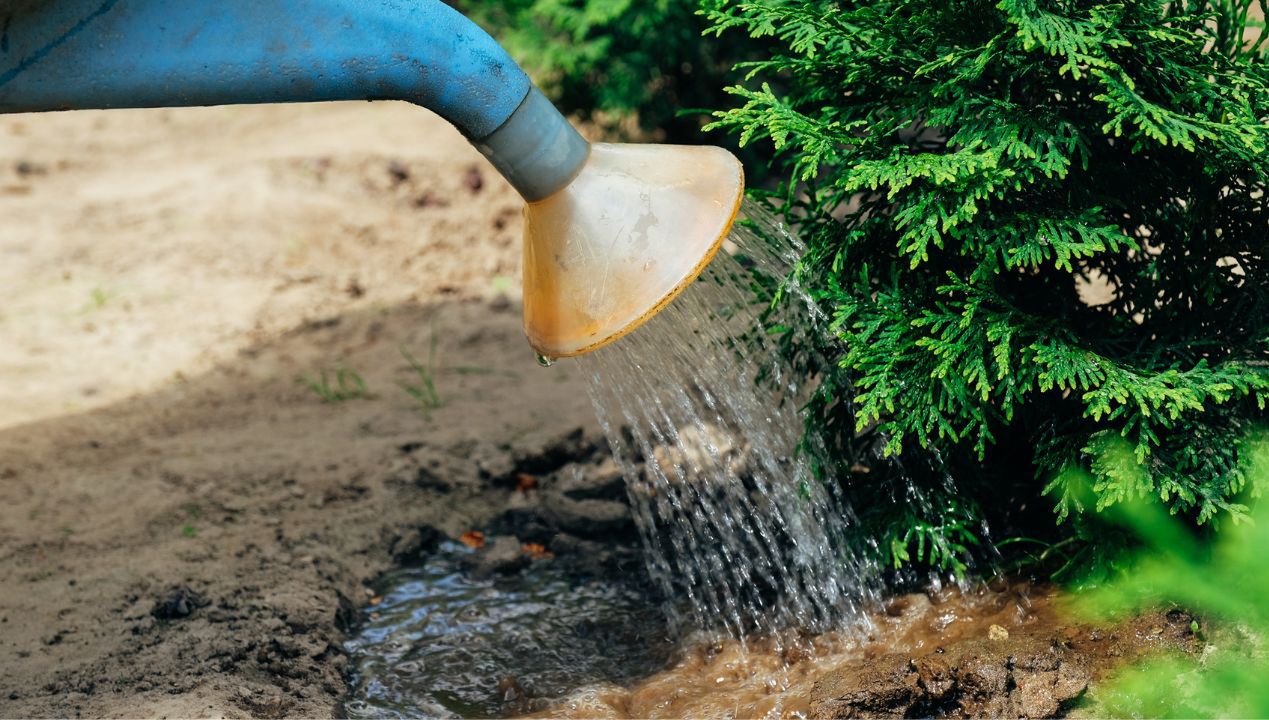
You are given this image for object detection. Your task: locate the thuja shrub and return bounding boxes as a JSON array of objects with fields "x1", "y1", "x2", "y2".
[{"x1": 707, "y1": 0, "x2": 1269, "y2": 574}]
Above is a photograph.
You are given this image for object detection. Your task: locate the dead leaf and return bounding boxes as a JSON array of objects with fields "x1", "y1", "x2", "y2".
[
  {"x1": 521, "y1": 543, "x2": 553, "y2": 560},
  {"x1": 459, "y1": 530, "x2": 485, "y2": 548}
]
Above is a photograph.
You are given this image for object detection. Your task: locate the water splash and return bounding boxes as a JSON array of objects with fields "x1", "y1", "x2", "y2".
[{"x1": 578, "y1": 200, "x2": 880, "y2": 638}]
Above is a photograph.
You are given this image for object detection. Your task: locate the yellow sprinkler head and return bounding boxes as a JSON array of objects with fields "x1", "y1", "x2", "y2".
[{"x1": 521, "y1": 143, "x2": 745, "y2": 359}]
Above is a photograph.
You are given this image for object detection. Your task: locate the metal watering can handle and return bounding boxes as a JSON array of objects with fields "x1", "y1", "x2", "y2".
[{"x1": 0, "y1": 0, "x2": 589, "y2": 201}]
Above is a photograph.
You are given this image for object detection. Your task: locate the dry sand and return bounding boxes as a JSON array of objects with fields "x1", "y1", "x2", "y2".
[{"x1": 0, "y1": 102, "x2": 598, "y2": 717}]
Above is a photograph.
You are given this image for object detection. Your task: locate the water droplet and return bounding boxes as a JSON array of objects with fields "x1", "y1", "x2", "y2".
[{"x1": 536, "y1": 353, "x2": 555, "y2": 367}]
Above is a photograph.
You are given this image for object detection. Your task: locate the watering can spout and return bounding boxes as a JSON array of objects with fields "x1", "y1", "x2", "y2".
[{"x1": 0, "y1": 0, "x2": 744, "y2": 357}]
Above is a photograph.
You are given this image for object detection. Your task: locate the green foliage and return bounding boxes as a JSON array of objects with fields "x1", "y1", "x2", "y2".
[
  {"x1": 398, "y1": 342, "x2": 442, "y2": 419},
  {"x1": 707, "y1": 0, "x2": 1269, "y2": 571},
  {"x1": 1071, "y1": 434, "x2": 1269, "y2": 717},
  {"x1": 300, "y1": 366, "x2": 368, "y2": 404},
  {"x1": 455, "y1": 0, "x2": 766, "y2": 139}
]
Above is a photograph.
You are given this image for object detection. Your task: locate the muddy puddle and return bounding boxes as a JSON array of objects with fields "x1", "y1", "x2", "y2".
[
  {"x1": 344, "y1": 540, "x2": 1202, "y2": 719},
  {"x1": 531, "y1": 582, "x2": 1049, "y2": 719},
  {"x1": 341, "y1": 541, "x2": 675, "y2": 718}
]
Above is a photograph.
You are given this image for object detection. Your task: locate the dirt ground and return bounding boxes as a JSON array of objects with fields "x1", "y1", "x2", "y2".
[
  {"x1": 0, "y1": 102, "x2": 601, "y2": 717},
  {"x1": 0, "y1": 102, "x2": 1208, "y2": 720}
]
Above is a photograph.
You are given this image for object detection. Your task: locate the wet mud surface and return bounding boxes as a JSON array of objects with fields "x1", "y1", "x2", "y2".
[
  {"x1": 342, "y1": 448, "x2": 1205, "y2": 720},
  {"x1": 807, "y1": 594, "x2": 1201, "y2": 719},
  {"x1": 523, "y1": 586, "x2": 1202, "y2": 719}
]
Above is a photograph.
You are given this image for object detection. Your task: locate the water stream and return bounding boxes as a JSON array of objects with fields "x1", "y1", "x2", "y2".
[
  {"x1": 577, "y1": 201, "x2": 878, "y2": 638},
  {"x1": 344, "y1": 201, "x2": 945, "y2": 717}
]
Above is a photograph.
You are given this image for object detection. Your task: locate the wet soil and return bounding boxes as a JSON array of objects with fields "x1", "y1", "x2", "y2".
[
  {"x1": 519, "y1": 585, "x2": 1201, "y2": 719},
  {"x1": 806, "y1": 593, "x2": 1201, "y2": 719},
  {"x1": 341, "y1": 447, "x2": 1205, "y2": 720}
]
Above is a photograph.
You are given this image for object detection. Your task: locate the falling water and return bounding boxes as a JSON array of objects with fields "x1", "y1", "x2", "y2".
[
  {"x1": 342, "y1": 201, "x2": 1001, "y2": 718},
  {"x1": 578, "y1": 200, "x2": 880, "y2": 638}
]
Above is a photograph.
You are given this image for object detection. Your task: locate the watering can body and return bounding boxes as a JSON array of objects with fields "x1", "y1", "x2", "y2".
[
  {"x1": 0, "y1": 0, "x2": 586, "y2": 199},
  {"x1": 0, "y1": 0, "x2": 744, "y2": 358},
  {"x1": 1, "y1": 0, "x2": 523, "y2": 135}
]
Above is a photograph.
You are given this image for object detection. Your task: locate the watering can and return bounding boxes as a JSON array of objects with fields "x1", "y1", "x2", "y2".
[{"x1": 0, "y1": 0, "x2": 744, "y2": 359}]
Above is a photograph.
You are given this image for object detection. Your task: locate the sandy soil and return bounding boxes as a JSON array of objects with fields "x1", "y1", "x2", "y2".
[{"x1": 0, "y1": 102, "x2": 600, "y2": 717}]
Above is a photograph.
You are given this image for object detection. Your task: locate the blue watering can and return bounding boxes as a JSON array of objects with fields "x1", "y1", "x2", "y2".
[{"x1": 0, "y1": 0, "x2": 744, "y2": 358}]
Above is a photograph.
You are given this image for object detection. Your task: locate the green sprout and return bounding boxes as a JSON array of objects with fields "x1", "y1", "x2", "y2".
[
  {"x1": 300, "y1": 366, "x2": 368, "y2": 404},
  {"x1": 79, "y1": 286, "x2": 117, "y2": 313},
  {"x1": 398, "y1": 340, "x2": 442, "y2": 419}
]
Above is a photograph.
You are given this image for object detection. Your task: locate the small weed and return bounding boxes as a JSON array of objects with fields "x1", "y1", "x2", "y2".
[
  {"x1": 176, "y1": 504, "x2": 201, "y2": 538},
  {"x1": 398, "y1": 339, "x2": 441, "y2": 419},
  {"x1": 300, "y1": 366, "x2": 368, "y2": 403},
  {"x1": 80, "y1": 286, "x2": 117, "y2": 313}
]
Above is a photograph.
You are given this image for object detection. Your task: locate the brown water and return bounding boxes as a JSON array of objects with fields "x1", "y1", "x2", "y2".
[
  {"x1": 341, "y1": 539, "x2": 1061, "y2": 719},
  {"x1": 533, "y1": 583, "x2": 1054, "y2": 719}
]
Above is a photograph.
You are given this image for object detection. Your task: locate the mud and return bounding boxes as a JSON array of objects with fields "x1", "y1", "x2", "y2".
[
  {"x1": 808, "y1": 593, "x2": 1201, "y2": 719},
  {"x1": 527, "y1": 584, "x2": 1201, "y2": 719},
  {"x1": 344, "y1": 449, "x2": 1205, "y2": 720}
]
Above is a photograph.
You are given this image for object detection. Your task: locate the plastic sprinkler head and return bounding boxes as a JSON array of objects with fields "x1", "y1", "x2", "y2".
[
  {"x1": 521, "y1": 143, "x2": 744, "y2": 359},
  {"x1": 479, "y1": 91, "x2": 744, "y2": 360}
]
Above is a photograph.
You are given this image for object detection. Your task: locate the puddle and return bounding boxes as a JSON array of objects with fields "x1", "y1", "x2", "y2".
[
  {"x1": 341, "y1": 542, "x2": 674, "y2": 718},
  {"x1": 344, "y1": 550, "x2": 1198, "y2": 719}
]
